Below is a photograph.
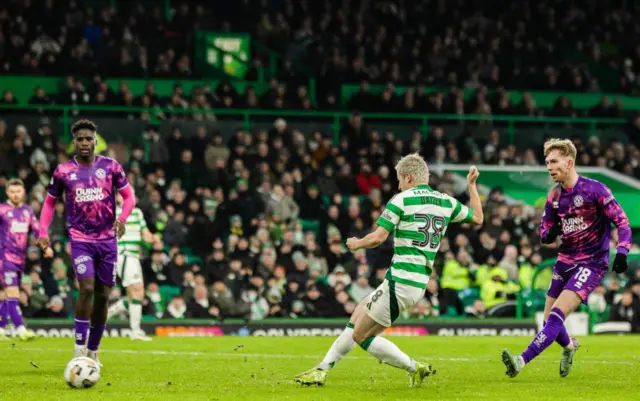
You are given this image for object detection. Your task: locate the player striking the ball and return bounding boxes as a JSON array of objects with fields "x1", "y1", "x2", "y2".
[
  {"x1": 107, "y1": 190, "x2": 159, "y2": 341},
  {"x1": 37, "y1": 120, "x2": 136, "y2": 364},
  {"x1": 295, "y1": 153, "x2": 484, "y2": 387},
  {"x1": 0, "y1": 179, "x2": 53, "y2": 340},
  {"x1": 501, "y1": 138, "x2": 631, "y2": 378}
]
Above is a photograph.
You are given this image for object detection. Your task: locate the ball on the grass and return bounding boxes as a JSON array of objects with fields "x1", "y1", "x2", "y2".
[{"x1": 64, "y1": 357, "x2": 100, "y2": 389}]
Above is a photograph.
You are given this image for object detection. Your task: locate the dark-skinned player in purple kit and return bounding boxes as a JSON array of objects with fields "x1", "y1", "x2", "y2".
[
  {"x1": 501, "y1": 138, "x2": 631, "y2": 378},
  {"x1": 36, "y1": 120, "x2": 136, "y2": 365}
]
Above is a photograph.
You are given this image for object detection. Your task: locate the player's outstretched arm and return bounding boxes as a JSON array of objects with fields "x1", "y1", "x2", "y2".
[
  {"x1": 346, "y1": 226, "x2": 390, "y2": 252},
  {"x1": 346, "y1": 192, "x2": 403, "y2": 251},
  {"x1": 466, "y1": 166, "x2": 484, "y2": 226}
]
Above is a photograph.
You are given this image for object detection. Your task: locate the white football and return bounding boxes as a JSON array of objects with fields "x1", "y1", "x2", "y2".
[{"x1": 64, "y1": 357, "x2": 101, "y2": 389}]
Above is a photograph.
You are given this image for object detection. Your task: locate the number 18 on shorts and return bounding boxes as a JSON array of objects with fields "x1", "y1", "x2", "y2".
[{"x1": 548, "y1": 261, "x2": 607, "y2": 304}]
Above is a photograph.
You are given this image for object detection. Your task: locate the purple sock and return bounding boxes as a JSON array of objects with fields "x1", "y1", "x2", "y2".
[
  {"x1": 74, "y1": 317, "x2": 90, "y2": 345},
  {"x1": 6, "y1": 298, "x2": 24, "y2": 328},
  {"x1": 543, "y1": 319, "x2": 571, "y2": 348},
  {"x1": 0, "y1": 300, "x2": 7, "y2": 329},
  {"x1": 522, "y1": 307, "x2": 566, "y2": 363},
  {"x1": 87, "y1": 324, "x2": 106, "y2": 351}
]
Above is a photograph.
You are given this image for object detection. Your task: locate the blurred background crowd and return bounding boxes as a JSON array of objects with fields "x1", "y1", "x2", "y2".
[{"x1": 0, "y1": 0, "x2": 639, "y2": 329}]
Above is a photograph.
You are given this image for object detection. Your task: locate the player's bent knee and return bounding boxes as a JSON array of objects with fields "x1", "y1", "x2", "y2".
[
  {"x1": 78, "y1": 282, "x2": 95, "y2": 297},
  {"x1": 129, "y1": 283, "x2": 144, "y2": 299},
  {"x1": 357, "y1": 335, "x2": 376, "y2": 351},
  {"x1": 554, "y1": 290, "x2": 583, "y2": 315},
  {"x1": 352, "y1": 330, "x2": 363, "y2": 344}
]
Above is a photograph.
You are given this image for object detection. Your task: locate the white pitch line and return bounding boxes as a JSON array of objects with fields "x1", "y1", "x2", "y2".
[{"x1": 9, "y1": 347, "x2": 638, "y2": 365}]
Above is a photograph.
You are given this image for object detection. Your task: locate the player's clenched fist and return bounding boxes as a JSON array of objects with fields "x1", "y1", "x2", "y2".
[
  {"x1": 114, "y1": 220, "x2": 126, "y2": 239},
  {"x1": 36, "y1": 235, "x2": 50, "y2": 251},
  {"x1": 346, "y1": 237, "x2": 360, "y2": 252},
  {"x1": 467, "y1": 165, "x2": 479, "y2": 185}
]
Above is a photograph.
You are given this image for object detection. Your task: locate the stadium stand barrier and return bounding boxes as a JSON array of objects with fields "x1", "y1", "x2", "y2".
[
  {"x1": 341, "y1": 84, "x2": 640, "y2": 111},
  {"x1": 0, "y1": 103, "x2": 629, "y2": 145}
]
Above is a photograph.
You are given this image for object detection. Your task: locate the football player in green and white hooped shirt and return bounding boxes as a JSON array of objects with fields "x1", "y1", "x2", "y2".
[
  {"x1": 107, "y1": 191, "x2": 160, "y2": 341},
  {"x1": 295, "y1": 153, "x2": 484, "y2": 388}
]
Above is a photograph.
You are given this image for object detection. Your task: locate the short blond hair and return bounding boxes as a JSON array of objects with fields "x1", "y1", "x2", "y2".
[
  {"x1": 395, "y1": 153, "x2": 429, "y2": 182},
  {"x1": 6, "y1": 178, "x2": 24, "y2": 188},
  {"x1": 543, "y1": 138, "x2": 577, "y2": 160}
]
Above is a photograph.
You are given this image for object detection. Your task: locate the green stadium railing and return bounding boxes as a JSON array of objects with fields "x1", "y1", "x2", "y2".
[
  {"x1": 0, "y1": 104, "x2": 628, "y2": 146},
  {"x1": 0, "y1": 76, "x2": 275, "y2": 106},
  {"x1": 6, "y1": 75, "x2": 636, "y2": 114},
  {"x1": 341, "y1": 84, "x2": 640, "y2": 111}
]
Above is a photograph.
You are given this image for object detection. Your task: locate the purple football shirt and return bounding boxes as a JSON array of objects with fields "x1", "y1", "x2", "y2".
[
  {"x1": 0, "y1": 203, "x2": 39, "y2": 269},
  {"x1": 47, "y1": 155, "x2": 129, "y2": 242},
  {"x1": 539, "y1": 176, "x2": 632, "y2": 268}
]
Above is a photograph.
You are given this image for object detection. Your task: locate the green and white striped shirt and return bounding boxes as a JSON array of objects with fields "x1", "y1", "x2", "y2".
[
  {"x1": 376, "y1": 184, "x2": 474, "y2": 289},
  {"x1": 116, "y1": 206, "x2": 148, "y2": 258}
]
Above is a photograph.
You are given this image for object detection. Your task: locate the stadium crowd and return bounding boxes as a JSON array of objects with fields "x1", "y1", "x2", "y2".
[
  {"x1": 2, "y1": 0, "x2": 640, "y2": 107},
  {"x1": 0, "y1": 0, "x2": 639, "y2": 329},
  {"x1": 0, "y1": 111, "x2": 639, "y2": 327}
]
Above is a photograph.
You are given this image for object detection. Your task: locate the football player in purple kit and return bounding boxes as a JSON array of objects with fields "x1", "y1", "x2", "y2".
[
  {"x1": 502, "y1": 139, "x2": 632, "y2": 378},
  {"x1": 0, "y1": 179, "x2": 53, "y2": 340},
  {"x1": 37, "y1": 120, "x2": 136, "y2": 365}
]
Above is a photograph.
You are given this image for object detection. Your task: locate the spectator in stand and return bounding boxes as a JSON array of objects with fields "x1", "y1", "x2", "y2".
[
  {"x1": 1, "y1": 2, "x2": 640, "y2": 324},
  {"x1": 609, "y1": 290, "x2": 640, "y2": 332}
]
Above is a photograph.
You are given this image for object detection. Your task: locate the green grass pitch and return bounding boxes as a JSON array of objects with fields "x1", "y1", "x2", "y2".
[{"x1": 0, "y1": 336, "x2": 638, "y2": 400}]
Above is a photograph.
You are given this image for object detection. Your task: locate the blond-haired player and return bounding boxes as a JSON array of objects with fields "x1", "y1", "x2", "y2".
[
  {"x1": 295, "y1": 154, "x2": 484, "y2": 387},
  {"x1": 0, "y1": 179, "x2": 53, "y2": 340},
  {"x1": 501, "y1": 138, "x2": 631, "y2": 379}
]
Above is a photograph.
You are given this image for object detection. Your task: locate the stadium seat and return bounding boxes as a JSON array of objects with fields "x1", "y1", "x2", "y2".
[
  {"x1": 300, "y1": 219, "x2": 321, "y2": 237},
  {"x1": 458, "y1": 287, "x2": 480, "y2": 308},
  {"x1": 186, "y1": 254, "x2": 203, "y2": 266},
  {"x1": 159, "y1": 285, "x2": 181, "y2": 301}
]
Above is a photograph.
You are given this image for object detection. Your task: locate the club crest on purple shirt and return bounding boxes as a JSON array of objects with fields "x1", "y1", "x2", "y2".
[{"x1": 573, "y1": 195, "x2": 584, "y2": 207}]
